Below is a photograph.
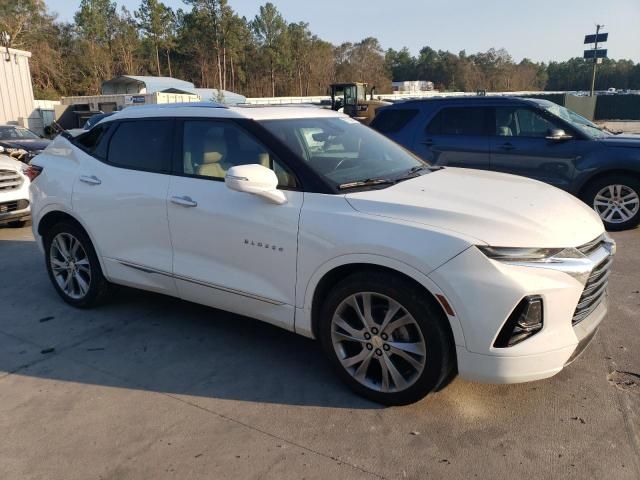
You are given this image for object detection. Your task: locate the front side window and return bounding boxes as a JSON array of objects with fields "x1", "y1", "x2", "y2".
[
  {"x1": 259, "y1": 117, "x2": 427, "y2": 188},
  {"x1": 107, "y1": 120, "x2": 173, "y2": 172},
  {"x1": 495, "y1": 107, "x2": 561, "y2": 138},
  {"x1": 181, "y1": 120, "x2": 296, "y2": 187},
  {"x1": 426, "y1": 107, "x2": 487, "y2": 136}
]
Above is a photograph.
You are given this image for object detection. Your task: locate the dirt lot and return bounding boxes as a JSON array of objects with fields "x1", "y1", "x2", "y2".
[{"x1": 0, "y1": 224, "x2": 638, "y2": 480}]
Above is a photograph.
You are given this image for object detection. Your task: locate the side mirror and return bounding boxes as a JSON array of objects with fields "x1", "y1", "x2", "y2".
[
  {"x1": 225, "y1": 164, "x2": 287, "y2": 205},
  {"x1": 546, "y1": 129, "x2": 572, "y2": 141}
]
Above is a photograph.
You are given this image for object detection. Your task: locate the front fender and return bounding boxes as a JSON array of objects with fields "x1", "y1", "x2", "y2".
[{"x1": 296, "y1": 252, "x2": 466, "y2": 347}]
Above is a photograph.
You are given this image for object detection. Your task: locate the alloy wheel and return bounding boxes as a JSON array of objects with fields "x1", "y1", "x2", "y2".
[
  {"x1": 330, "y1": 292, "x2": 426, "y2": 393},
  {"x1": 593, "y1": 184, "x2": 640, "y2": 224},
  {"x1": 49, "y1": 232, "x2": 92, "y2": 300}
]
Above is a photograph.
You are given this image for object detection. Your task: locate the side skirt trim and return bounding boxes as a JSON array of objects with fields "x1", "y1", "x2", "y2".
[{"x1": 113, "y1": 258, "x2": 286, "y2": 306}]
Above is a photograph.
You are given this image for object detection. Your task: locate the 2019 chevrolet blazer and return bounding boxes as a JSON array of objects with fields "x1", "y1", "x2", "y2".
[{"x1": 29, "y1": 104, "x2": 615, "y2": 405}]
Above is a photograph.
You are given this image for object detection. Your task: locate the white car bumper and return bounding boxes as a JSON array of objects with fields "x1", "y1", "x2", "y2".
[
  {"x1": 0, "y1": 170, "x2": 30, "y2": 225},
  {"x1": 429, "y1": 237, "x2": 614, "y2": 384}
]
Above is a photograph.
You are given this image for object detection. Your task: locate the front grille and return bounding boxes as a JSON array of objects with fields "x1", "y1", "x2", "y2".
[
  {"x1": 0, "y1": 169, "x2": 23, "y2": 191},
  {"x1": 0, "y1": 199, "x2": 28, "y2": 214},
  {"x1": 572, "y1": 254, "x2": 612, "y2": 326}
]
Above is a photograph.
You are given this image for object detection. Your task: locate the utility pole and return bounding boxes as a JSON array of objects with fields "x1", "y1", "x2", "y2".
[{"x1": 590, "y1": 24, "x2": 604, "y2": 96}]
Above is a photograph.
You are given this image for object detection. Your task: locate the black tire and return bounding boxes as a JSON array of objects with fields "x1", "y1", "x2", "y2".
[
  {"x1": 581, "y1": 174, "x2": 640, "y2": 231},
  {"x1": 318, "y1": 271, "x2": 455, "y2": 406},
  {"x1": 43, "y1": 221, "x2": 111, "y2": 308}
]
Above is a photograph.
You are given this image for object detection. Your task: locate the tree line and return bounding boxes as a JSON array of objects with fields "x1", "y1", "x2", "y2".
[{"x1": 2, "y1": 0, "x2": 639, "y2": 100}]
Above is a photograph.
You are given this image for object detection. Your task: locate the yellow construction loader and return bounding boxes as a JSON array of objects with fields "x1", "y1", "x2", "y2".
[{"x1": 329, "y1": 82, "x2": 390, "y2": 125}]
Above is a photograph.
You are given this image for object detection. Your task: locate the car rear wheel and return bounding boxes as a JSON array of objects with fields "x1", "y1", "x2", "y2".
[
  {"x1": 44, "y1": 222, "x2": 111, "y2": 307},
  {"x1": 318, "y1": 271, "x2": 455, "y2": 405},
  {"x1": 582, "y1": 175, "x2": 640, "y2": 231}
]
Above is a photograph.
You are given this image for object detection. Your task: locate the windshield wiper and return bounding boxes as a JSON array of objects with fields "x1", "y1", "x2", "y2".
[{"x1": 338, "y1": 178, "x2": 397, "y2": 190}]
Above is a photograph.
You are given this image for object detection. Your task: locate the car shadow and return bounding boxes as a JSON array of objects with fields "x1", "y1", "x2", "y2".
[{"x1": 0, "y1": 237, "x2": 381, "y2": 410}]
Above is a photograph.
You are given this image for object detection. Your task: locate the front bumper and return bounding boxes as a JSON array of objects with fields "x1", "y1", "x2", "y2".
[
  {"x1": 455, "y1": 297, "x2": 605, "y2": 383},
  {"x1": 0, "y1": 199, "x2": 30, "y2": 225},
  {"x1": 429, "y1": 238, "x2": 613, "y2": 384}
]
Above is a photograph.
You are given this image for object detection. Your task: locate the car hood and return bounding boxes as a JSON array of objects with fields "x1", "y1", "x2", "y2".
[
  {"x1": 345, "y1": 168, "x2": 604, "y2": 247},
  {"x1": 599, "y1": 134, "x2": 640, "y2": 148},
  {"x1": 0, "y1": 154, "x2": 24, "y2": 171},
  {"x1": 0, "y1": 138, "x2": 51, "y2": 151}
]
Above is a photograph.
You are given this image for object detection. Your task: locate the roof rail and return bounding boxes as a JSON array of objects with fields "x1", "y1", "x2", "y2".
[{"x1": 125, "y1": 102, "x2": 228, "y2": 110}]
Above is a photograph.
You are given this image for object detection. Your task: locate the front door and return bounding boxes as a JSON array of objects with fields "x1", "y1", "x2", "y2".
[
  {"x1": 72, "y1": 119, "x2": 176, "y2": 295},
  {"x1": 167, "y1": 119, "x2": 302, "y2": 331},
  {"x1": 489, "y1": 106, "x2": 581, "y2": 190},
  {"x1": 412, "y1": 106, "x2": 491, "y2": 169}
]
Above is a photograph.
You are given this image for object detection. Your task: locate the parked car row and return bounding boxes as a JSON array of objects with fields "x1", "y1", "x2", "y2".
[
  {"x1": 29, "y1": 103, "x2": 615, "y2": 405},
  {"x1": 370, "y1": 96, "x2": 640, "y2": 231}
]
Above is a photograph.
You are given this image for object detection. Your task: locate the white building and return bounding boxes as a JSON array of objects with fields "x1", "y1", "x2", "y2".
[
  {"x1": 391, "y1": 80, "x2": 435, "y2": 93},
  {"x1": 56, "y1": 75, "x2": 247, "y2": 129},
  {"x1": 0, "y1": 48, "x2": 40, "y2": 130}
]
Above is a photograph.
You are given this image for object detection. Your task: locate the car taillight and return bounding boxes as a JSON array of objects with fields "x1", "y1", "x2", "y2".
[{"x1": 25, "y1": 165, "x2": 43, "y2": 182}]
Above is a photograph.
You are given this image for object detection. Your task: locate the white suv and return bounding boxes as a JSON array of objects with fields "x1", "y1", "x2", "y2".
[
  {"x1": 0, "y1": 150, "x2": 31, "y2": 227},
  {"x1": 30, "y1": 104, "x2": 615, "y2": 405}
]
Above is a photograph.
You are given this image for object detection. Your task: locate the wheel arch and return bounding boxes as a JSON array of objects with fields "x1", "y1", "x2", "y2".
[
  {"x1": 577, "y1": 169, "x2": 640, "y2": 198},
  {"x1": 299, "y1": 254, "x2": 465, "y2": 348},
  {"x1": 37, "y1": 209, "x2": 109, "y2": 277}
]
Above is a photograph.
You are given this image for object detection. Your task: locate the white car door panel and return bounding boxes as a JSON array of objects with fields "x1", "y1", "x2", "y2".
[
  {"x1": 71, "y1": 120, "x2": 176, "y2": 294},
  {"x1": 166, "y1": 118, "x2": 302, "y2": 330},
  {"x1": 167, "y1": 177, "x2": 302, "y2": 330}
]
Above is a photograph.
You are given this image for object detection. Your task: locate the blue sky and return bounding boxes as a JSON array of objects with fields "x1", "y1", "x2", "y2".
[{"x1": 45, "y1": 0, "x2": 640, "y2": 62}]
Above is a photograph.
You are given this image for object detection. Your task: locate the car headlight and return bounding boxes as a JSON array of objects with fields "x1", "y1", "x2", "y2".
[
  {"x1": 478, "y1": 245, "x2": 592, "y2": 284},
  {"x1": 477, "y1": 246, "x2": 569, "y2": 262}
]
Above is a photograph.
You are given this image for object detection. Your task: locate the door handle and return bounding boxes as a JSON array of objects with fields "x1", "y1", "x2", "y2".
[
  {"x1": 499, "y1": 143, "x2": 515, "y2": 151},
  {"x1": 79, "y1": 175, "x2": 101, "y2": 185},
  {"x1": 171, "y1": 195, "x2": 198, "y2": 208}
]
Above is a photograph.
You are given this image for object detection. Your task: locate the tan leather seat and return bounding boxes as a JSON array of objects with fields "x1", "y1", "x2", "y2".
[{"x1": 197, "y1": 135, "x2": 228, "y2": 178}]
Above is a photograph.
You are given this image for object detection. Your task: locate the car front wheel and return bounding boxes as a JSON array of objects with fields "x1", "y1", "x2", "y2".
[
  {"x1": 319, "y1": 271, "x2": 455, "y2": 405},
  {"x1": 583, "y1": 175, "x2": 640, "y2": 231}
]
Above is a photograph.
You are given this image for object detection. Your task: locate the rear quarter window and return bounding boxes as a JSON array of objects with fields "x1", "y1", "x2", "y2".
[
  {"x1": 371, "y1": 109, "x2": 419, "y2": 133},
  {"x1": 107, "y1": 120, "x2": 173, "y2": 172},
  {"x1": 74, "y1": 124, "x2": 111, "y2": 159}
]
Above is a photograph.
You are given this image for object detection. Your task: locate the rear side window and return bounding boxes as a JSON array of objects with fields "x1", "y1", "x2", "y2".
[
  {"x1": 371, "y1": 109, "x2": 418, "y2": 133},
  {"x1": 426, "y1": 107, "x2": 488, "y2": 136},
  {"x1": 75, "y1": 124, "x2": 110, "y2": 159},
  {"x1": 107, "y1": 120, "x2": 173, "y2": 172}
]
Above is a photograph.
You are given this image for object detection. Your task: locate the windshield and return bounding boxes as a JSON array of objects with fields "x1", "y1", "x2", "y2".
[
  {"x1": 0, "y1": 126, "x2": 40, "y2": 140},
  {"x1": 259, "y1": 117, "x2": 428, "y2": 189},
  {"x1": 543, "y1": 104, "x2": 610, "y2": 139}
]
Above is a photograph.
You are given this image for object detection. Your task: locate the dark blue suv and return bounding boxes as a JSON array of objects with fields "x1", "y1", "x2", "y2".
[{"x1": 371, "y1": 97, "x2": 640, "y2": 230}]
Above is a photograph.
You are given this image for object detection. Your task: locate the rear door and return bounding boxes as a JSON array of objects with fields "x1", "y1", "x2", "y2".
[
  {"x1": 411, "y1": 106, "x2": 491, "y2": 169},
  {"x1": 72, "y1": 118, "x2": 177, "y2": 295},
  {"x1": 489, "y1": 106, "x2": 580, "y2": 190}
]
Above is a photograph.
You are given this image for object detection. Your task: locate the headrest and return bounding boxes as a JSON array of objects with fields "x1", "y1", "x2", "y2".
[
  {"x1": 496, "y1": 110, "x2": 513, "y2": 126},
  {"x1": 202, "y1": 151, "x2": 223, "y2": 164},
  {"x1": 202, "y1": 135, "x2": 227, "y2": 164}
]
